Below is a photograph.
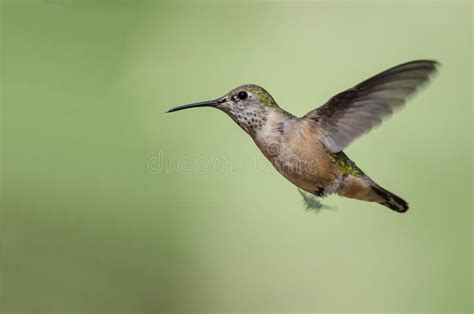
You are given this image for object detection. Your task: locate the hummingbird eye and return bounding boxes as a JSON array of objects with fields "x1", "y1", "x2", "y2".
[{"x1": 237, "y1": 91, "x2": 248, "y2": 100}]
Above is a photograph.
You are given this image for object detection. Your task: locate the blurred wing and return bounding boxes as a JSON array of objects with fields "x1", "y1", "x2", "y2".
[{"x1": 304, "y1": 60, "x2": 439, "y2": 153}]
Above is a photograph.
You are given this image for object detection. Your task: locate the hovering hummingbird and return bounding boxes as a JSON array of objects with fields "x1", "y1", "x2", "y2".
[{"x1": 167, "y1": 60, "x2": 439, "y2": 213}]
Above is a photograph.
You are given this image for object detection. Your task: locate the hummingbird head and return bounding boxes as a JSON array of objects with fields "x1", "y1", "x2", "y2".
[{"x1": 166, "y1": 84, "x2": 280, "y2": 134}]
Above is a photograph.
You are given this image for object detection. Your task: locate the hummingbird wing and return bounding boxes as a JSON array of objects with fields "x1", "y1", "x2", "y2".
[{"x1": 304, "y1": 60, "x2": 439, "y2": 153}]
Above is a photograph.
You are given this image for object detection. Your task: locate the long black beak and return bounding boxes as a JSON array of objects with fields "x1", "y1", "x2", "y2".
[{"x1": 166, "y1": 99, "x2": 218, "y2": 113}]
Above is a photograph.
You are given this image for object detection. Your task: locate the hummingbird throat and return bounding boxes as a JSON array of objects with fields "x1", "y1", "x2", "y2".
[{"x1": 228, "y1": 105, "x2": 268, "y2": 134}]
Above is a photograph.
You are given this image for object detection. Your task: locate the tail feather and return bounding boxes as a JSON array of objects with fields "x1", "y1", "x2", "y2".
[{"x1": 372, "y1": 185, "x2": 409, "y2": 213}]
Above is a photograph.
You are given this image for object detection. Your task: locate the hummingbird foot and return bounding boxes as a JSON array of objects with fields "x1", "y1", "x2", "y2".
[{"x1": 297, "y1": 189, "x2": 335, "y2": 213}]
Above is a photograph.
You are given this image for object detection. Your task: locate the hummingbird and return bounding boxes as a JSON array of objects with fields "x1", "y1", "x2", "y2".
[{"x1": 166, "y1": 60, "x2": 439, "y2": 213}]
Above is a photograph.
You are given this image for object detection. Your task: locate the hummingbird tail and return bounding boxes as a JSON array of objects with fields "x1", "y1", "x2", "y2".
[{"x1": 371, "y1": 184, "x2": 409, "y2": 213}]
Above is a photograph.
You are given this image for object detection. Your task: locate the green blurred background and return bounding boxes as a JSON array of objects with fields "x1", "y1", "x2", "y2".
[{"x1": 1, "y1": 0, "x2": 472, "y2": 312}]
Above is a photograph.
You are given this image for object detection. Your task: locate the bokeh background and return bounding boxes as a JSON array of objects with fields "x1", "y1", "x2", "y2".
[{"x1": 1, "y1": 0, "x2": 472, "y2": 313}]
